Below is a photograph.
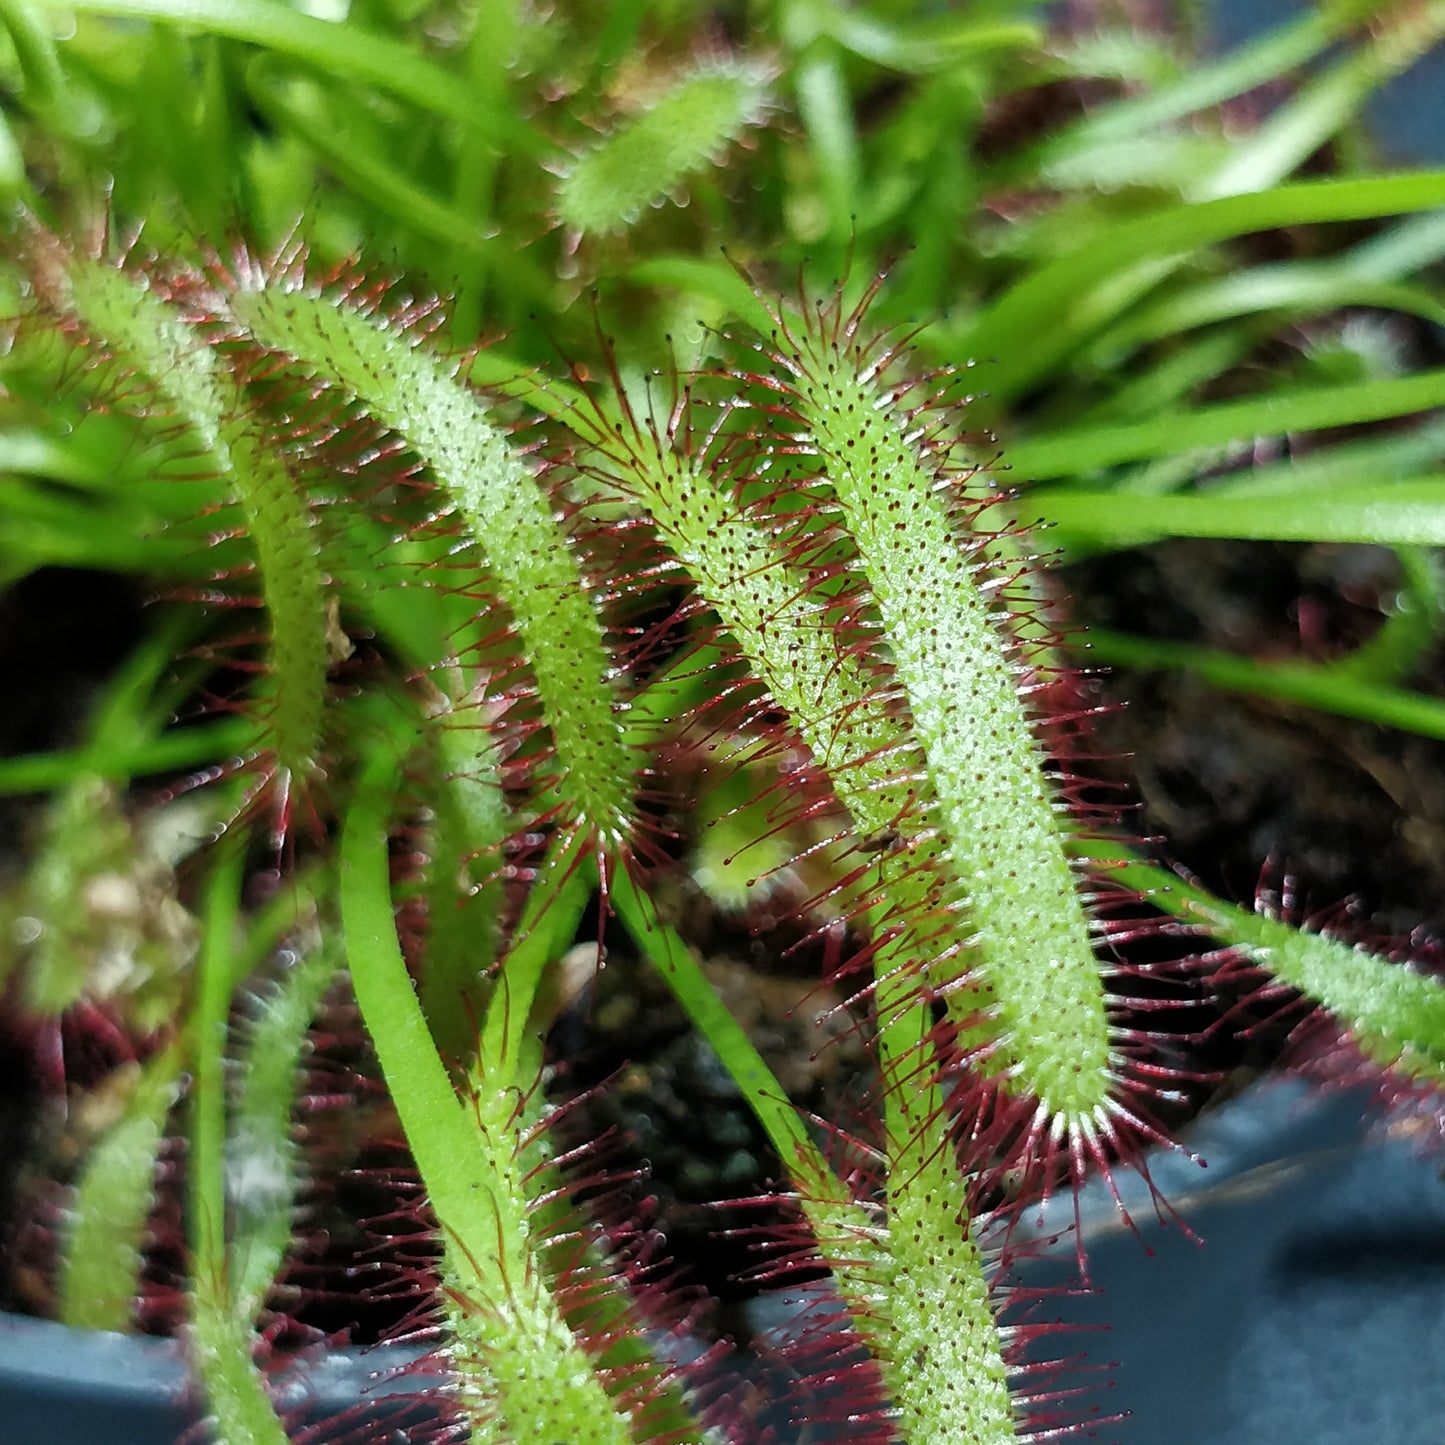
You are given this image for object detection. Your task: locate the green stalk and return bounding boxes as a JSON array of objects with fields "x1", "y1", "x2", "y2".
[
  {"x1": 189, "y1": 849, "x2": 292, "y2": 1445},
  {"x1": 609, "y1": 872, "x2": 842, "y2": 1209},
  {"x1": 342, "y1": 742, "x2": 695, "y2": 1445}
]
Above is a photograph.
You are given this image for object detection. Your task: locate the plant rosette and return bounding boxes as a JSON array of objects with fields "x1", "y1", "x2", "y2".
[{"x1": 5, "y1": 198, "x2": 1445, "y2": 1443}]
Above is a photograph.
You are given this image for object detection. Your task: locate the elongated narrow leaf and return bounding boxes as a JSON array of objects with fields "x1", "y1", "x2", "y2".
[
  {"x1": 1077, "y1": 628, "x2": 1445, "y2": 741},
  {"x1": 1031, "y1": 477, "x2": 1445, "y2": 547},
  {"x1": 1010, "y1": 370, "x2": 1445, "y2": 479},
  {"x1": 965, "y1": 174, "x2": 1445, "y2": 401}
]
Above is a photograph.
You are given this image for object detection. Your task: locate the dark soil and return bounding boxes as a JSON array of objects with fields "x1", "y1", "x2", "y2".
[{"x1": 1070, "y1": 538, "x2": 1445, "y2": 935}]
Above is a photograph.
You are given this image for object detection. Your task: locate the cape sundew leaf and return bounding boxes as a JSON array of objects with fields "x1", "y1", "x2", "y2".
[
  {"x1": 228, "y1": 939, "x2": 338, "y2": 1326},
  {"x1": 555, "y1": 57, "x2": 773, "y2": 237},
  {"x1": 60, "y1": 256, "x2": 329, "y2": 798},
  {"x1": 768, "y1": 298, "x2": 1113, "y2": 1123},
  {"x1": 57, "y1": 1042, "x2": 184, "y2": 1332},
  {"x1": 1086, "y1": 840, "x2": 1445, "y2": 1087},
  {"x1": 228, "y1": 275, "x2": 635, "y2": 848},
  {"x1": 584, "y1": 384, "x2": 1017, "y2": 1443}
]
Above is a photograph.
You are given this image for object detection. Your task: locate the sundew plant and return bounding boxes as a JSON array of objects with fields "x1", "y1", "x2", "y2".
[{"x1": 2, "y1": 2, "x2": 1445, "y2": 1442}]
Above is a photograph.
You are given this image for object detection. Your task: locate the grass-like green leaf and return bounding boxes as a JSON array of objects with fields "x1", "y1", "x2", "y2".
[
  {"x1": 1031, "y1": 477, "x2": 1445, "y2": 547},
  {"x1": 1197, "y1": 6, "x2": 1445, "y2": 201},
  {"x1": 1075, "y1": 628, "x2": 1445, "y2": 742},
  {"x1": 1018, "y1": 2, "x2": 1353, "y2": 188},
  {"x1": 1090, "y1": 267, "x2": 1445, "y2": 365},
  {"x1": 964, "y1": 173, "x2": 1445, "y2": 403},
  {"x1": 1010, "y1": 369, "x2": 1445, "y2": 480},
  {"x1": 0, "y1": 720, "x2": 255, "y2": 796},
  {"x1": 245, "y1": 62, "x2": 503, "y2": 253},
  {"x1": 47, "y1": 0, "x2": 502, "y2": 134}
]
